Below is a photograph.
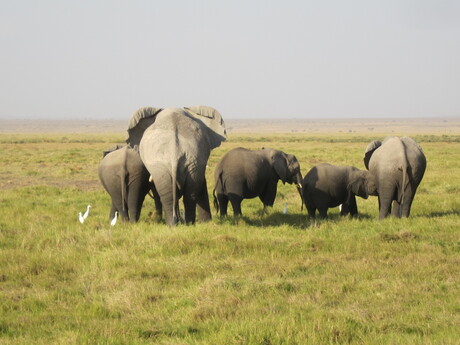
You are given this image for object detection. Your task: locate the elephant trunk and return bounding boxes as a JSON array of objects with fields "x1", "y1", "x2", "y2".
[
  {"x1": 171, "y1": 161, "x2": 179, "y2": 225},
  {"x1": 212, "y1": 188, "x2": 219, "y2": 213},
  {"x1": 295, "y1": 172, "x2": 303, "y2": 210},
  {"x1": 121, "y1": 169, "x2": 127, "y2": 214},
  {"x1": 365, "y1": 173, "x2": 378, "y2": 197}
]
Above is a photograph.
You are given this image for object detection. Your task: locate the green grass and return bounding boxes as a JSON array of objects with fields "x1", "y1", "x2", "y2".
[{"x1": 0, "y1": 132, "x2": 459, "y2": 344}]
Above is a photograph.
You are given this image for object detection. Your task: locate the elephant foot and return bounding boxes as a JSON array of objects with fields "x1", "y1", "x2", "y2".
[
  {"x1": 309, "y1": 219, "x2": 320, "y2": 228},
  {"x1": 234, "y1": 216, "x2": 246, "y2": 226}
]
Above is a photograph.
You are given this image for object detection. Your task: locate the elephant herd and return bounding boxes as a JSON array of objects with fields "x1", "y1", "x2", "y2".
[{"x1": 98, "y1": 106, "x2": 427, "y2": 226}]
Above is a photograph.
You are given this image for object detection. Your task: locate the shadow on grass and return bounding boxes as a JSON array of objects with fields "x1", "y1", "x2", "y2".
[
  {"x1": 419, "y1": 210, "x2": 460, "y2": 218},
  {"x1": 213, "y1": 211, "x2": 374, "y2": 229},
  {"x1": 247, "y1": 212, "x2": 309, "y2": 229}
]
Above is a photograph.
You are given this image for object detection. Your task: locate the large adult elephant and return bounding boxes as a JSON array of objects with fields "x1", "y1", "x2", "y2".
[
  {"x1": 363, "y1": 136, "x2": 426, "y2": 219},
  {"x1": 98, "y1": 145, "x2": 161, "y2": 222},
  {"x1": 126, "y1": 106, "x2": 227, "y2": 226},
  {"x1": 213, "y1": 147, "x2": 303, "y2": 217}
]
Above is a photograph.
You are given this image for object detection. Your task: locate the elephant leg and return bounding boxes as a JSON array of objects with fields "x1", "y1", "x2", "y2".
[
  {"x1": 378, "y1": 195, "x2": 392, "y2": 219},
  {"x1": 113, "y1": 198, "x2": 129, "y2": 221},
  {"x1": 128, "y1": 208, "x2": 139, "y2": 223},
  {"x1": 196, "y1": 179, "x2": 212, "y2": 222},
  {"x1": 262, "y1": 205, "x2": 272, "y2": 214},
  {"x1": 152, "y1": 187, "x2": 163, "y2": 220},
  {"x1": 161, "y1": 198, "x2": 176, "y2": 226},
  {"x1": 183, "y1": 192, "x2": 197, "y2": 225},
  {"x1": 304, "y1": 196, "x2": 316, "y2": 219},
  {"x1": 127, "y1": 187, "x2": 147, "y2": 223},
  {"x1": 110, "y1": 203, "x2": 116, "y2": 221},
  {"x1": 340, "y1": 202, "x2": 350, "y2": 216},
  {"x1": 217, "y1": 193, "x2": 229, "y2": 217},
  {"x1": 149, "y1": 166, "x2": 180, "y2": 226},
  {"x1": 260, "y1": 182, "x2": 277, "y2": 208},
  {"x1": 400, "y1": 184, "x2": 417, "y2": 218},
  {"x1": 128, "y1": 201, "x2": 143, "y2": 223},
  {"x1": 120, "y1": 208, "x2": 129, "y2": 222},
  {"x1": 401, "y1": 198, "x2": 414, "y2": 218},
  {"x1": 348, "y1": 196, "x2": 358, "y2": 218},
  {"x1": 180, "y1": 172, "x2": 209, "y2": 225},
  {"x1": 228, "y1": 193, "x2": 243, "y2": 217},
  {"x1": 318, "y1": 208, "x2": 328, "y2": 219},
  {"x1": 391, "y1": 200, "x2": 401, "y2": 218}
]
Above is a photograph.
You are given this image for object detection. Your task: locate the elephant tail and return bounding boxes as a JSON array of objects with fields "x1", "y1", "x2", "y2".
[
  {"x1": 213, "y1": 187, "x2": 219, "y2": 214},
  {"x1": 121, "y1": 147, "x2": 130, "y2": 214},
  {"x1": 300, "y1": 183, "x2": 307, "y2": 212},
  {"x1": 400, "y1": 160, "x2": 408, "y2": 205},
  {"x1": 171, "y1": 159, "x2": 179, "y2": 224},
  {"x1": 213, "y1": 169, "x2": 224, "y2": 214},
  {"x1": 399, "y1": 143, "x2": 410, "y2": 214},
  {"x1": 121, "y1": 168, "x2": 127, "y2": 213}
]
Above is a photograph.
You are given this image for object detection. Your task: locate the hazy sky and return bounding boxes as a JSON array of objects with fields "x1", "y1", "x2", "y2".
[{"x1": 1, "y1": 0, "x2": 459, "y2": 119}]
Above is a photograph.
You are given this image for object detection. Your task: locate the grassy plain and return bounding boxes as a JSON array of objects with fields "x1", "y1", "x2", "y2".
[{"x1": 0, "y1": 130, "x2": 459, "y2": 345}]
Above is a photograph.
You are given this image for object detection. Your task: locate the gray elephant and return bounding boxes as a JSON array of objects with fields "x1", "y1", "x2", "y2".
[
  {"x1": 364, "y1": 136, "x2": 426, "y2": 219},
  {"x1": 302, "y1": 163, "x2": 374, "y2": 219},
  {"x1": 126, "y1": 106, "x2": 226, "y2": 226},
  {"x1": 213, "y1": 147, "x2": 303, "y2": 217},
  {"x1": 98, "y1": 145, "x2": 161, "y2": 222}
]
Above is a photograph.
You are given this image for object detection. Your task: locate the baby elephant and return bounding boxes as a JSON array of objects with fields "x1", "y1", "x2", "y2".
[
  {"x1": 213, "y1": 147, "x2": 303, "y2": 217},
  {"x1": 302, "y1": 163, "x2": 374, "y2": 219},
  {"x1": 99, "y1": 145, "x2": 162, "y2": 222}
]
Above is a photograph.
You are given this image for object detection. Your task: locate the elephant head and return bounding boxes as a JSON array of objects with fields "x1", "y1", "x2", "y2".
[
  {"x1": 347, "y1": 170, "x2": 370, "y2": 200},
  {"x1": 348, "y1": 170, "x2": 378, "y2": 200},
  {"x1": 363, "y1": 140, "x2": 382, "y2": 170},
  {"x1": 269, "y1": 149, "x2": 303, "y2": 193},
  {"x1": 126, "y1": 107, "x2": 163, "y2": 147},
  {"x1": 184, "y1": 106, "x2": 227, "y2": 149}
]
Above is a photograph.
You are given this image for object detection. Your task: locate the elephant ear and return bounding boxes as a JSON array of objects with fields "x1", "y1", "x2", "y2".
[
  {"x1": 126, "y1": 107, "x2": 163, "y2": 147},
  {"x1": 102, "y1": 144, "x2": 126, "y2": 158},
  {"x1": 363, "y1": 140, "x2": 382, "y2": 170},
  {"x1": 270, "y1": 150, "x2": 288, "y2": 184},
  {"x1": 184, "y1": 106, "x2": 227, "y2": 150}
]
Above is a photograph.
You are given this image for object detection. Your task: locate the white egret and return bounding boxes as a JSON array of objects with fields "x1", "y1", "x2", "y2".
[
  {"x1": 83, "y1": 205, "x2": 91, "y2": 219},
  {"x1": 111, "y1": 211, "x2": 118, "y2": 226},
  {"x1": 78, "y1": 212, "x2": 85, "y2": 224}
]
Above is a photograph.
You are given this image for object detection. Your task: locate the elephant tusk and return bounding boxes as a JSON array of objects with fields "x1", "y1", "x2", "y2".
[{"x1": 149, "y1": 175, "x2": 154, "y2": 183}]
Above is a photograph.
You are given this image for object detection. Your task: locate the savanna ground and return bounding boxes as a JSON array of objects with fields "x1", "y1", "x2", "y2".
[{"x1": 0, "y1": 118, "x2": 459, "y2": 345}]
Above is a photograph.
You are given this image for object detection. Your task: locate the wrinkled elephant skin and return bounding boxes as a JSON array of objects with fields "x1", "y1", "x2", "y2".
[
  {"x1": 127, "y1": 106, "x2": 226, "y2": 226},
  {"x1": 302, "y1": 163, "x2": 372, "y2": 219},
  {"x1": 363, "y1": 136, "x2": 426, "y2": 219},
  {"x1": 213, "y1": 147, "x2": 303, "y2": 217},
  {"x1": 98, "y1": 145, "x2": 161, "y2": 222}
]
